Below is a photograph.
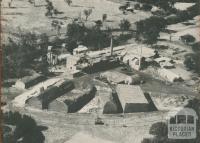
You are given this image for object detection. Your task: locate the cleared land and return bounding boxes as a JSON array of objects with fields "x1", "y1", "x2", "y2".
[{"x1": 2, "y1": 0, "x2": 151, "y2": 43}]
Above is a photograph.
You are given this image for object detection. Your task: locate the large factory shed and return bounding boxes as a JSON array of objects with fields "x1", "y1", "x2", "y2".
[
  {"x1": 26, "y1": 80, "x2": 74, "y2": 109},
  {"x1": 14, "y1": 74, "x2": 46, "y2": 89},
  {"x1": 116, "y1": 84, "x2": 150, "y2": 113},
  {"x1": 48, "y1": 85, "x2": 96, "y2": 113}
]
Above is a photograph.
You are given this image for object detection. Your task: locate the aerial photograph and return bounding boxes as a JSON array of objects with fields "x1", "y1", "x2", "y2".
[{"x1": 1, "y1": 0, "x2": 200, "y2": 143}]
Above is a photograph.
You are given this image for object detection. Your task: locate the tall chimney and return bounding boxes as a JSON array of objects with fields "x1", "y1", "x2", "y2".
[{"x1": 110, "y1": 35, "x2": 113, "y2": 56}]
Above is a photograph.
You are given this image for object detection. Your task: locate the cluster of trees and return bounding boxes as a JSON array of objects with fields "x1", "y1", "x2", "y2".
[
  {"x1": 45, "y1": 0, "x2": 63, "y2": 17},
  {"x1": 134, "y1": 0, "x2": 175, "y2": 10},
  {"x1": 184, "y1": 53, "x2": 200, "y2": 75},
  {"x1": 66, "y1": 18, "x2": 133, "y2": 53},
  {"x1": 3, "y1": 32, "x2": 49, "y2": 79},
  {"x1": 136, "y1": 16, "x2": 166, "y2": 45},
  {"x1": 166, "y1": 3, "x2": 199, "y2": 25},
  {"x1": 66, "y1": 21, "x2": 110, "y2": 52},
  {"x1": 3, "y1": 111, "x2": 46, "y2": 143}
]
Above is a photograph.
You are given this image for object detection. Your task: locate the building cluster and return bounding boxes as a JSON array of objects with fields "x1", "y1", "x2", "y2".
[{"x1": 11, "y1": 41, "x2": 191, "y2": 114}]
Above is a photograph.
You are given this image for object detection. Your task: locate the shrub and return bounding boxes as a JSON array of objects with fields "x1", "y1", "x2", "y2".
[
  {"x1": 141, "y1": 4, "x2": 152, "y2": 11},
  {"x1": 134, "y1": 3, "x2": 140, "y2": 10},
  {"x1": 83, "y1": 9, "x2": 93, "y2": 21},
  {"x1": 103, "y1": 102, "x2": 118, "y2": 114},
  {"x1": 180, "y1": 34, "x2": 196, "y2": 44},
  {"x1": 102, "y1": 14, "x2": 107, "y2": 22},
  {"x1": 149, "y1": 122, "x2": 168, "y2": 137},
  {"x1": 119, "y1": 19, "x2": 131, "y2": 34},
  {"x1": 184, "y1": 53, "x2": 200, "y2": 74},
  {"x1": 3, "y1": 112, "x2": 45, "y2": 143}
]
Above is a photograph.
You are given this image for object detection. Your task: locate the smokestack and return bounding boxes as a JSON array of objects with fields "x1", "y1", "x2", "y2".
[{"x1": 110, "y1": 35, "x2": 113, "y2": 56}]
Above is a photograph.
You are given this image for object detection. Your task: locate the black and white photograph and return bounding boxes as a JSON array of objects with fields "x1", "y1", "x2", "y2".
[{"x1": 1, "y1": 0, "x2": 200, "y2": 143}]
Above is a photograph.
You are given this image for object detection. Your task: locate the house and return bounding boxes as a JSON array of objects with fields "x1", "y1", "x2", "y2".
[
  {"x1": 116, "y1": 84, "x2": 150, "y2": 113},
  {"x1": 122, "y1": 46, "x2": 156, "y2": 70},
  {"x1": 123, "y1": 55, "x2": 142, "y2": 70},
  {"x1": 158, "y1": 68, "x2": 183, "y2": 82},
  {"x1": 14, "y1": 74, "x2": 46, "y2": 89}
]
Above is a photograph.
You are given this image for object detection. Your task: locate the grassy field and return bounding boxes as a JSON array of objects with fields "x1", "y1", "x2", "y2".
[{"x1": 2, "y1": 0, "x2": 152, "y2": 43}]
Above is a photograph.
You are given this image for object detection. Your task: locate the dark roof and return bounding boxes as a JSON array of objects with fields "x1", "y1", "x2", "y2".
[{"x1": 20, "y1": 74, "x2": 44, "y2": 84}]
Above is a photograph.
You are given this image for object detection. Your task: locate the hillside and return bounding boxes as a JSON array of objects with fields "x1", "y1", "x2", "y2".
[{"x1": 2, "y1": 0, "x2": 151, "y2": 43}]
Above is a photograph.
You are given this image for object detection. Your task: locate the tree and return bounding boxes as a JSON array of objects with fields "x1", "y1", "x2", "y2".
[
  {"x1": 83, "y1": 9, "x2": 92, "y2": 21},
  {"x1": 3, "y1": 32, "x2": 49, "y2": 79},
  {"x1": 149, "y1": 122, "x2": 168, "y2": 137},
  {"x1": 136, "y1": 16, "x2": 166, "y2": 44},
  {"x1": 184, "y1": 53, "x2": 200, "y2": 74},
  {"x1": 95, "y1": 20, "x2": 103, "y2": 30},
  {"x1": 119, "y1": 19, "x2": 131, "y2": 34},
  {"x1": 102, "y1": 14, "x2": 107, "y2": 22},
  {"x1": 45, "y1": 0, "x2": 54, "y2": 17},
  {"x1": 65, "y1": 0, "x2": 72, "y2": 6},
  {"x1": 3, "y1": 112, "x2": 46, "y2": 143},
  {"x1": 141, "y1": 4, "x2": 152, "y2": 11},
  {"x1": 51, "y1": 20, "x2": 63, "y2": 36}
]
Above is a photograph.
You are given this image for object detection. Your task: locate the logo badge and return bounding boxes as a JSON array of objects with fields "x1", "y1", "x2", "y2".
[{"x1": 167, "y1": 107, "x2": 198, "y2": 139}]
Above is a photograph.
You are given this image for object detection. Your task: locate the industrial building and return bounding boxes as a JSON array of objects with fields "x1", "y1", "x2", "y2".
[
  {"x1": 14, "y1": 74, "x2": 46, "y2": 89},
  {"x1": 26, "y1": 80, "x2": 74, "y2": 109},
  {"x1": 48, "y1": 83, "x2": 96, "y2": 113},
  {"x1": 116, "y1": 84, "x2": 150, "y2": 113}
]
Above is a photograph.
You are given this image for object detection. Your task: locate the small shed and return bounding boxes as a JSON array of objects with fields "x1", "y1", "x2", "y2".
[
  {"x1": 116, "y1": 84, "x2": 150, "y2": 113},
  {"x1": 14, "y1": 74, "x2": 46, "y2": 89}
]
